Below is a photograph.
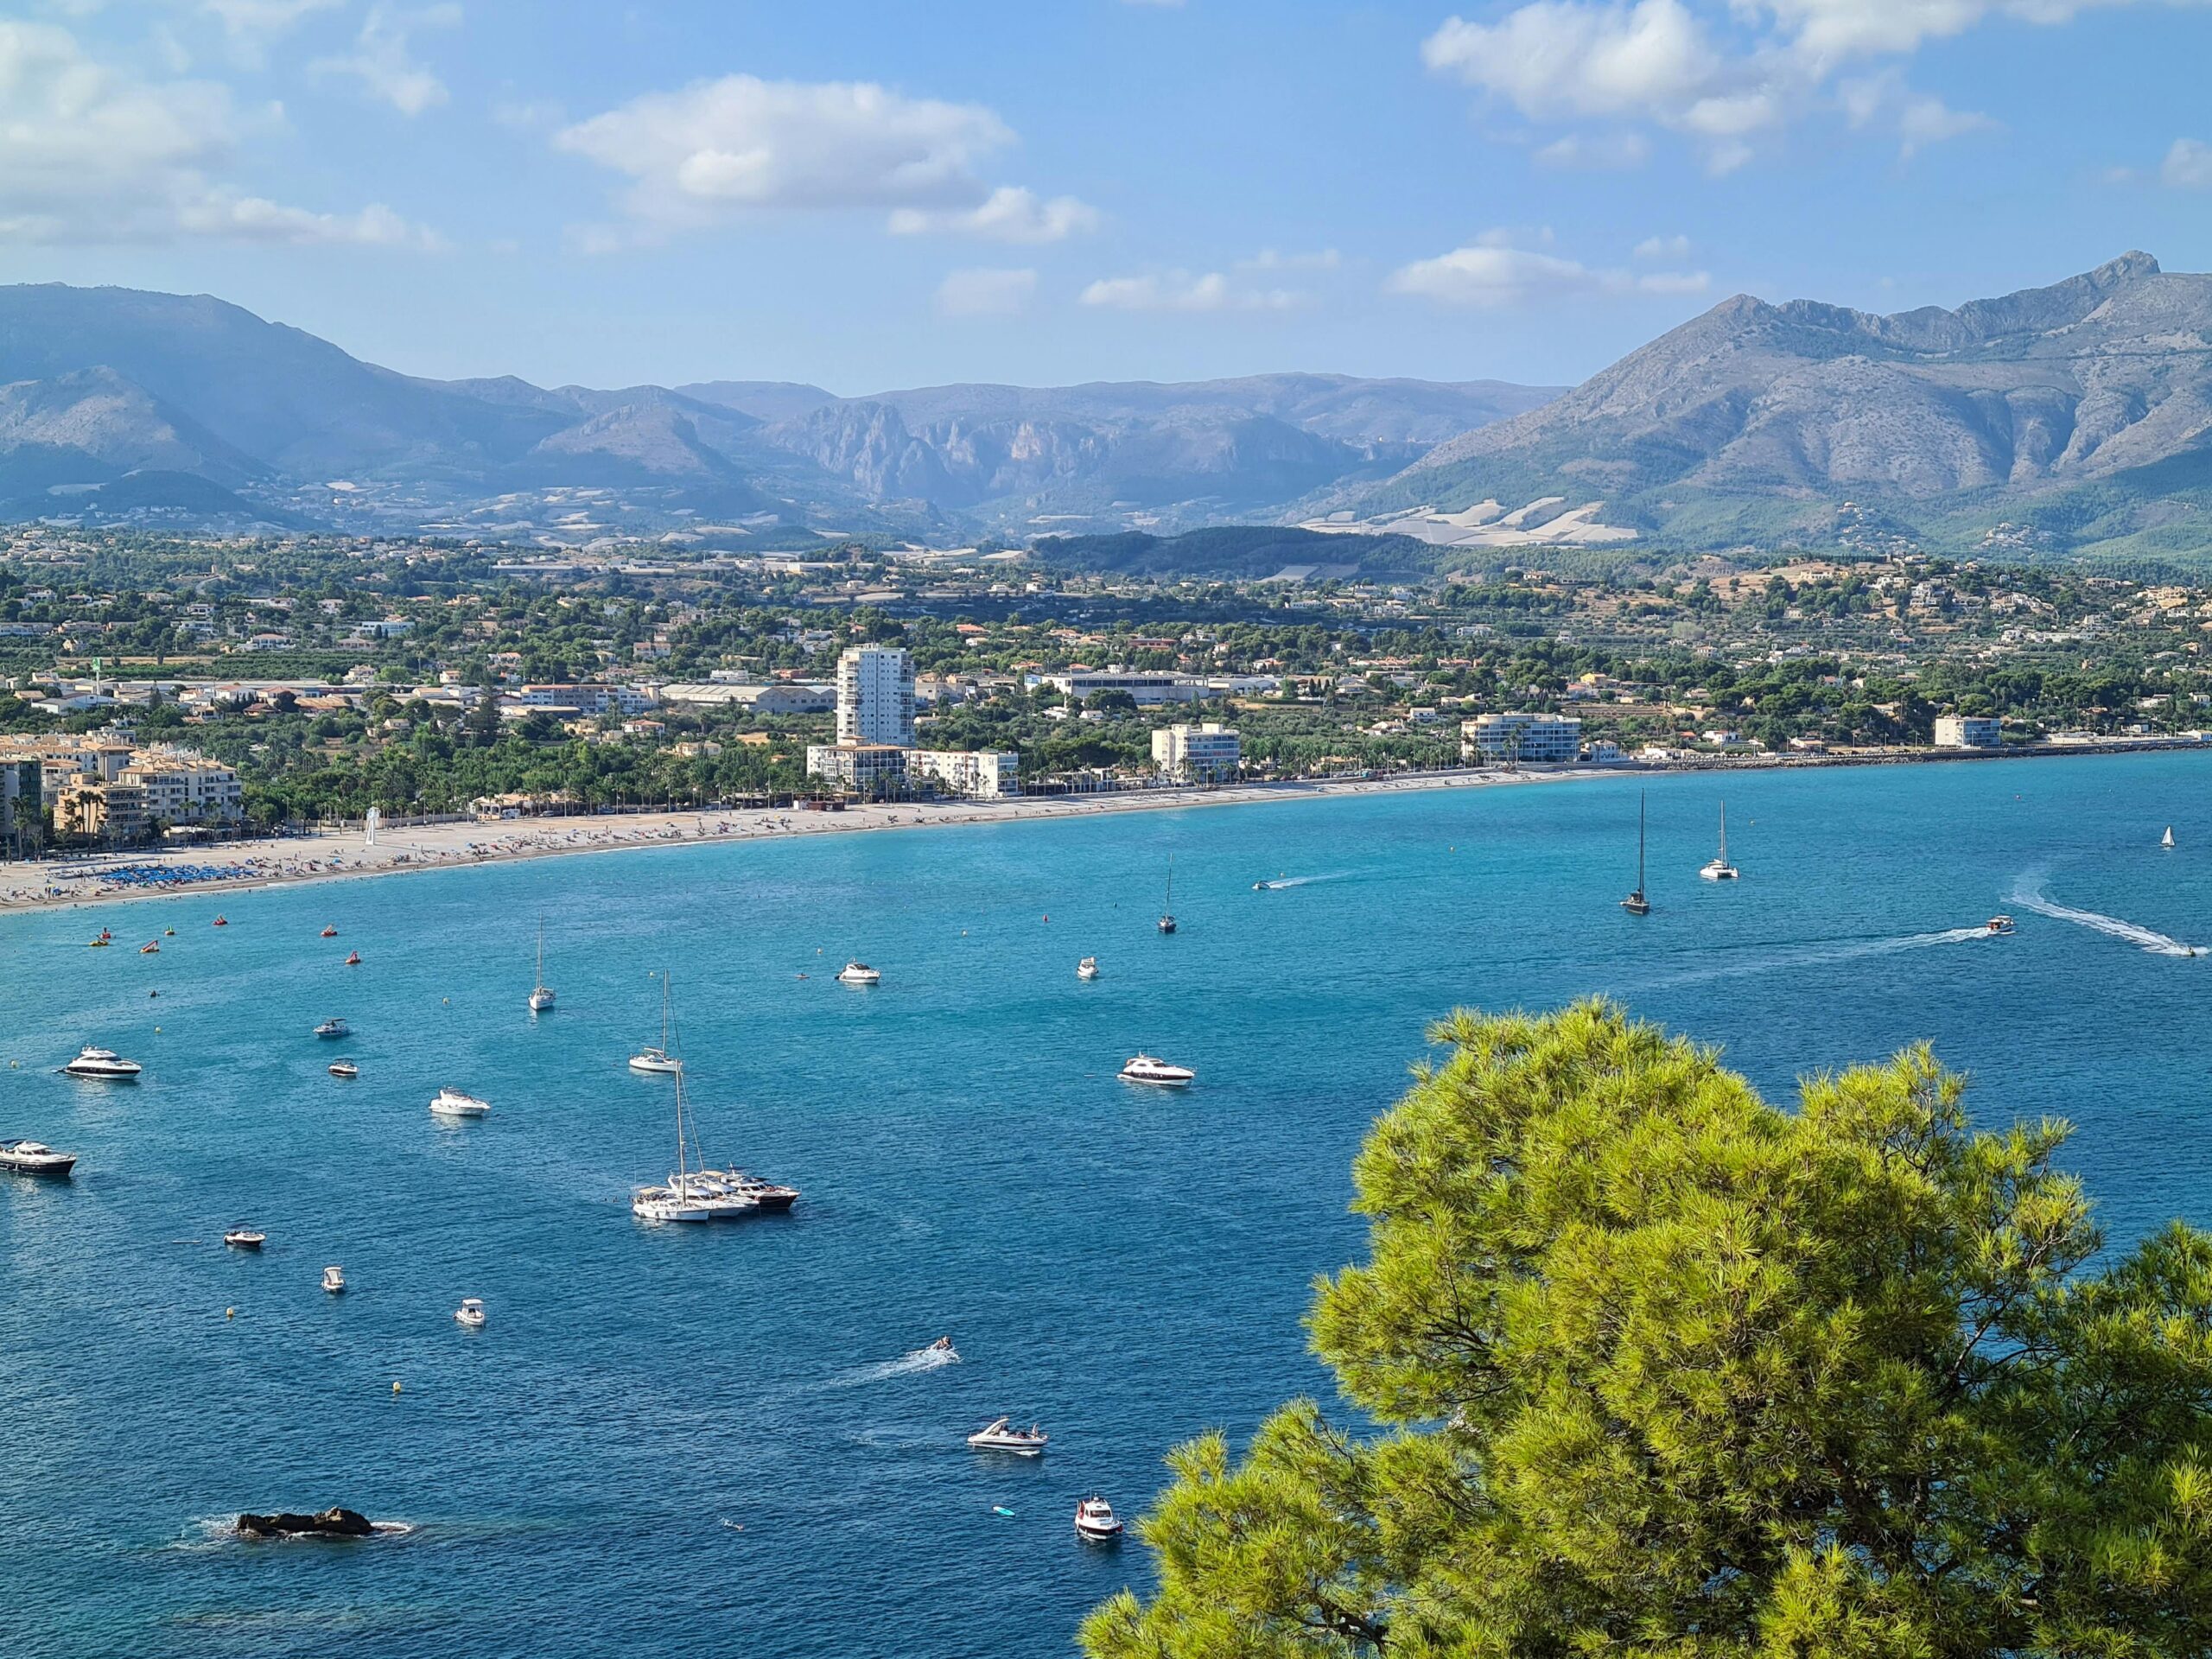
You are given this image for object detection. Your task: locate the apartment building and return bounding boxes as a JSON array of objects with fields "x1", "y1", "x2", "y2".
[
  {"x1": 1461, "y1": 712, "x2": 1583, "y2": 765},
  {"x1": 836, "y1": 646, "x2": 916, "y2": 746},
  {"x1": 908, "y1": 749, "x2": 1020, "y2": 799},
  {"x1": 1151, "y1": 722, "x2": 1242, "y2": 783}
]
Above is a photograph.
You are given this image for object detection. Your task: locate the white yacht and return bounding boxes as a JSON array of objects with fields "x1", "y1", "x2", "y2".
[
  {"x1": 0, "y1": 1139, "x2": 77, "y2": 1176},
  {"x1": 528, "y1": 916, "x2": 556, "y2": 1013},
  {"x1": 836, "y1": 961, "x2": 880, "y2": 986},
  {"x1": 223, "y1": 1226, "x2": 266, "y2": 1249},
  {"x1": 314, "y1": 1017, "x2": 348, "y2": 1039},
  {"x1": 1700, "y1": 800, "x2": 1739, "y2": 881},
  {"x1": 1120, "y1": 1053, "x2": 1195, "y2": 1087},
  {"x1": 454, "y1": 1298, "x2": 486, "y2": 1329},
  {"x1": 1986, "y1": 914, "x2": 2017, "y2": 936},
  {"x1": 629, "y1": 974, "x2": 683, "y2": 1074},
  {"x1": 429, "y1": 1087, "x2": 491, "y2": 1118},
  {"x1": 63, "y1": 1046, "x2": 141, "y2": 1081},
  {"x1": 328, "y1": 1060, "x2": 359, "y2": 1079},
  {"x1": 321, "y1": 1265, "x2": 346, "y2": 1294},
  {"x1": 632, "y1": 1017, "x2": 795, "y2": 1222},
  {"x1": 967, "y1": 1416, "x2": 1049, "y2": 1455},
  {"x1": 1074, "y1": 1497, "x2": 1124, "y2": 1541},
  {"x1": 1077, "y1": 956, "x2": 1100, "y2": 981}
]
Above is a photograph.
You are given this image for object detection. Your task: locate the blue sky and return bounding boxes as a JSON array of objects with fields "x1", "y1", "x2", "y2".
[{"x1": 7, "y1": 1, "x2": 2212, "y2": 393}]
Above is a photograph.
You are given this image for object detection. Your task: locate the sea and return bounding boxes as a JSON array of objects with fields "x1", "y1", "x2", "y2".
[{"x1": 4, "y1": 751, "x2": 2211, "y2": 1658}]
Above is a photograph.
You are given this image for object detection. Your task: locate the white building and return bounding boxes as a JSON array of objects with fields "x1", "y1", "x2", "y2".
[
  {"x1": 119, "y1": 752, "x2": 243, "y2": 825},
  {"x1": 661, "y1": 682, "x2": 835, "y2": 715},
  {"x1": 1462, "y1": 712, "x2": 1583, "y2": 765},
  {"x1": 804, "y1": 742, "x2": 909, "y2": 791},
  {"x1": 1042, "y1": 670, "x2": 1208, "y2": 705},
  {"x1": 1935, "y1": 715, "x2": 2002, "y2": 750},
  {"x1": 836, "y1": 646, "x2": 916, "y2": 747},
  {"x1": 909, "y1": 749, "x2": 1020, "y2": 798},
  {"x1": 1152, "y1": 722, "x2": 1241, "y2": 783}
]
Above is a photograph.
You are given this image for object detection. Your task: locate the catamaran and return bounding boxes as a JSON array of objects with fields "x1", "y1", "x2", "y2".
[
  {"x1": 630, "y1": 974, "x2": 682, "y2": 1074},
  {"x1": 1700, "y1": 800, "x2": 1739, "y2": 881},
  {"x1": 1621, "y1": 793, "x2": 1651, "y2": 916},
  {"x1": 529, "y1": 917, "x2": 556, "y2": 1013}
]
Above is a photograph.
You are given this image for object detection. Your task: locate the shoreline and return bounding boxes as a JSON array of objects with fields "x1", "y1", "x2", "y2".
[{"x1": 3, "y1": 740, "x2": 2202, "y2": 919}]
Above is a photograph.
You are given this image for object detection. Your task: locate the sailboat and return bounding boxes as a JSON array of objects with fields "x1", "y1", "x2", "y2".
[
  {"x1": 528, "y1": 917, "x2": 556, "y2": 1013},
  {"x1": 631, "y1": 983, "x2": 794, "y2": 1222},
  {"x1": 1621, "y1": 793, "x2": 1651, "y2": 916},
  {"x1": 2164, "y1": 825, "x2": 2177, "y2": 849},
  {"x1": 1158, "y1": 853, "x2": 1177, "y2": 935},
  {"x1": 629, "y1": 973, "x2": 681, "y2": 1074},
  {"x1": 1700, "y1": 800, "x2": 1740, "y2": 881}
]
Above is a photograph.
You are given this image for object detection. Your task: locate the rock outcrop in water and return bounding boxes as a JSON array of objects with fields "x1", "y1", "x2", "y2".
[{"x1": 236, "y1": 1506, "x2": 375, "y2": 1538}]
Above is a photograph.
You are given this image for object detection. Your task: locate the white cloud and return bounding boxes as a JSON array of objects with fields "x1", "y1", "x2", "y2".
[
  {"x1": 556, "y1": 74, "x2": 1032, "y2": 238},
  {"x1": 1423, "y1": 0, "x2": 2088, "y2": 167},
  {"x1": 1079, "y1": 270, "x2": 1306, "y2": 313},
  {"x1": 2163, "y1": 137, "x2": 2212, "y2": 189},
  {"x1": 1388, "y1": 236, "x2": 1708, "y2": 307},
  {"x1": 1239, "y1": 247, "x2": 1341, "y2": 271},
  {"x1": 887, "y1": 185, "x2": 1100, "y2": 242},
  {"x1": 1533, "y1": 130, "x2": 1651, "y2": 168},
  {"x1": 936, "y1": 266, "x2": 1038, "y2": 316},
  {"x1": 0, "y1": 19, "x2": 439, "y2": 246},
  {"x1": 311, "y1": 3, "x2": 459, "y2": 118},
  {"x1": 1634, "y1": 232, "x2": 1691, "y2": 260},
  {"x1": 202, "y1": 0, "x2": 343, "y2": 41}
]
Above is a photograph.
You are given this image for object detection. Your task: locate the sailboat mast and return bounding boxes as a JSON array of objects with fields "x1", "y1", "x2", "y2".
[
  {"x1": 1718, "y1": 800, "x2": 1726, "y2": 864},
  {"x1": 1638, "y1": 794, "x2": 1646, "y2": 890}
]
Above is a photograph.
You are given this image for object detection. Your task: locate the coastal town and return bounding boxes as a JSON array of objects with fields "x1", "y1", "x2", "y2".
[{"x1": 1, "y1": 523, "x2": 2209, "y2": 862}]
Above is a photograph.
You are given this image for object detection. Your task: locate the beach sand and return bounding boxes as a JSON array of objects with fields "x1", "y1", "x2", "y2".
[{"x1": 0, "y1": 766, "x2": 1606, "y2": 917}]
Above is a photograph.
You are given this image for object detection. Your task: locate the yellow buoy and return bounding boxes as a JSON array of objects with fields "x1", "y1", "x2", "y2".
[
  {"x1": 226, "y1": 1306, "x2": 235, "y2": 1319},
  {"x1": 392, "y1": 1381, "x2": 403, "y2": 1395}
]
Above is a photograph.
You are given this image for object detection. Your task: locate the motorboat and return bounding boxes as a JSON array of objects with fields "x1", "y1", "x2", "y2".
[
  {"x1": 1074, "y1": 1497, "x2": 1124, "y2": 1541},
  {"x1": 321, "y1": 925, "x2": 338, "y2": 938},
  {"x1": 321, "y1": 1265, "x2": 346, "y2": 1294},
  {"x1": 343, "y1": 950, "x2": 361, "y2": 966},
  {"x1": 1986, "y1": 915, "x2": 2016, "y2": 936},
  {"x1": 836, "y1": 961, "x2": 880, "y2": 985},
  {"x1": 328, "y1": 1060, "x2": 359, "y2": 1079},
  {"x1": 0, "y1": 1139, "x2": 77, "y2": 1177},
  {"x1": 630, "y1": 974, "x2": 683, "y2": 1073},
  {"x1": 1077, "y1": 956, "x2": 1100, "y2": 981},
  {"x1": 528, "y1": 916, "x2": 555, "y2": 1013},
  {"x1": 927, "y1": 1336, "x2": 957, "y2": 1357},
  {"x1": 1700, "y1": 801, "x2": 1740, "y2": 881},
  {"x1": 454, "y1": 1298, "x2": 486, "y2": 1329},
  {"x1": 63, "y1": 1046, "x2": 142, "y2": 1081},
  {"x1": 314, "y1": 1018, "x2": 349, "y2": 1039},
  {"x1": 429, "y1": 1087, "x2": 491, "y2": 1118},
  {"x1": 1622, "y1": 791, "x2": 1652, "y2": 916},
  {"x1": 224, "y1": 1227, "x2": 266, "y2": 1249},
  {"x1": 1120, "y1": 1053, "x2": 1195, "y2": 1087},
  {"x1": 713, "y1": 1169, "x2": 799, "y2": 1212},
  {"x1": 966, "y1": 1416, "x2": 1048, "y2": 1455}
]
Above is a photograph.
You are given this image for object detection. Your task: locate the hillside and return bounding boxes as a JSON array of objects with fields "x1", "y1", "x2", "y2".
[{"x1": 1344, "y1": 252, "x2": 2212, "y2": 562}]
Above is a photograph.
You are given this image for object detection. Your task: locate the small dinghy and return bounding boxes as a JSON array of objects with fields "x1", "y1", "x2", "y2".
[{"x1": 321, "y1": 1266, "x2": 346, "y2": 1294}]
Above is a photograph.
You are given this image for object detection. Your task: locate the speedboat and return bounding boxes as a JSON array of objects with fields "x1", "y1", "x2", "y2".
[
  {"x1": 314, "y1": 1018, "x2": 349, "y2": 1039},
  {"x1": 927, "y1": 1336, "x2": 957, "y2": 1357},
  {"x1": 321, "y1": 1265, "x2": 346, "y2": 1294},
  {"x1": 429, "y1": 1087, "x2": 491, "y2": 1118},
  {"x1": 1077, "y1": 956, "x2": 1100, "y2": 981},
  {"x1": 1986, "y1": 915, "x2": 2016, "y2": 935},
  {"x1": 713, "y1": 1169, "x2": 798, "y2": 1212},
  {"x1": 1074, "y1": 1497, "x2": 1124, "y2": 1541},
  {"x1": 63, "y1": 1046, "x2": 142, "y2": 1081},
  {"x1": 224, "y1": 1226, "x2": 266, "y2": 1249},
  {"x1": 328, "y1": 1060, "x2": 359, "y2": 1079},
  {"x1": 1120, "y1": 1053, "x2": 1195, "y2": 1087},
  {"x1": 343, "y1": 950, "x2": 361, "y2": 966},
  {"x1": 454, "y1": 1298, "x2": 486, "y2": 1329},
  {"x1": 0, "y1": 1139, "x2": 77, "y2": 1177},
  {"x1": 321, "y1": 925, "x2": 338, "y2": 938},
  {"x1": 836, "y1": 961, "x2": 880, "y2": 986},
  {"x1": 967, "y1": 1416, "x2": 1048, "y2": 1455}
]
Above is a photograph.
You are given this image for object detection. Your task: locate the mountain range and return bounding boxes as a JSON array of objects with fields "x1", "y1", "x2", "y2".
[
  {"x1": 1340, "y1": 251, "x2": 2212, "y2": 565},
  {"x1": 0, "y1": 283, "x2": 1554, "y2": 543}
]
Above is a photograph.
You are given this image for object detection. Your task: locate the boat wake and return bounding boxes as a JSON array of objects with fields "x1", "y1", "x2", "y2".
[
  {"x1": 830, "y1": 1344, "x2": 961, "y2": 1387},
  {"x1": 1254, "y1": 872, "x2": 1352, "y2": 891},
  {"x1": 2008, "y1": 882, "x2": 2199, "y2": 957},
  {"x1": 1645, "y1": 926, "x2": 1994, "y2": 990}
]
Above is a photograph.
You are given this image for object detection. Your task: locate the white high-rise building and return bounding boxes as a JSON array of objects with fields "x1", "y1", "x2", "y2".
[{"x1": 836, "y1": 646, "x2": 916, "y2": 747}]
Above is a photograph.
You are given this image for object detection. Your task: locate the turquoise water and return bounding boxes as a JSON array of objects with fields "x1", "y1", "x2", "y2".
[{"x1": 5, "y1": 753, "x2": 2212, "y2": 1657}]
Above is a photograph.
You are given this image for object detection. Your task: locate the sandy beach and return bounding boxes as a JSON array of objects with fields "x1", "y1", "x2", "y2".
[{"x1": 0, "y1": 766, "x2": 1610, "y2": 917}]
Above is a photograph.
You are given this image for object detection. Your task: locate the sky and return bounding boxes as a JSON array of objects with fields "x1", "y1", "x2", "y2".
[{"x1": 6, "y1": 0, "x2": 2212, "y2": 394}]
